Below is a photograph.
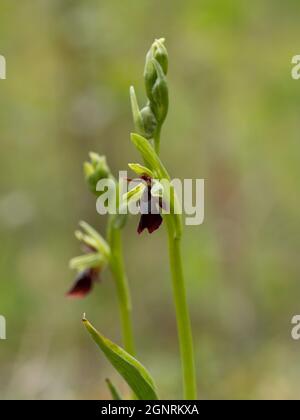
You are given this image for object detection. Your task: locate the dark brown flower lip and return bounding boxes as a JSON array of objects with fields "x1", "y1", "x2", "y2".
[
  {"x1": 126, "y1": 174, "x2": 164, "y2": 234},
  {"x1": 137, "y1": 176, "x2": 164, "y2": 234},
  {"x1": 66, "y1": 267, "x2": 100, "y2": 298},
  {"x1": 137, "y1": 213, "x2": 163, "y2": 234}
]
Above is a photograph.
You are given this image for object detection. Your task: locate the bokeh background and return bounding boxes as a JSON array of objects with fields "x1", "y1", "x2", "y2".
[{"x1": 1, "y1": 0, "x2": 300, "y2": 400}]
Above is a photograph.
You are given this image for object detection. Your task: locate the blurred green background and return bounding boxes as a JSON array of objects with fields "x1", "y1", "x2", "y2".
[{"x1": 1, "y1": 0, "x2": 300, "y2": 400}]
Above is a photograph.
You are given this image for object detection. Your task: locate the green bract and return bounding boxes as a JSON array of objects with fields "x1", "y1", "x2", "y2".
[{"x1": 130, "y1": 86, "x2": 157, "y2": 139}]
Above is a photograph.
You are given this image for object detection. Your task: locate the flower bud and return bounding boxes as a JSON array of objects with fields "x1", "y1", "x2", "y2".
[
  {"x1": 84, "y1": 153, "x2": 110, "y2": 195},
  {"x1": 144, "y1": 38, "x2": 168, "y2": 103},
  {"x1": 152, "y1": 38, "x2": 168, "y2": 75},
  {"x1": 150, "y1": 59, "x2": 169, "y2": 124},
  {"x1": 140, "y1": 105, "x2": 157, "y2": 138}
]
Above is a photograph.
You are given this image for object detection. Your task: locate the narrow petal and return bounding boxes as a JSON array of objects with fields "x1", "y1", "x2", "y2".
[
  {"x1": 66, "y1": 269, "x2": 99, "y2": 298},
  {"x1": 123, "y1": 182, "x2": 147, "y2": 205},
  {"x1": 137, "y1": 213, "x2": 163, "y2": 234}
]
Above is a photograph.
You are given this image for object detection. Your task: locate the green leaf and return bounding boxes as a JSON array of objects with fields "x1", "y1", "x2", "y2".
[
  {"x1": 83, "y1": 317, "x2": 159, "y2": 400},
  {"x1": 105, "y1": 378, "x2": 122, "y2": 400}
]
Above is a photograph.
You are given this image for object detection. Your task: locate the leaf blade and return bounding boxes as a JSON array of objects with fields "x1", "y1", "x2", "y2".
[
  {"x1": 83, "y1": 317, "x2": 159, "y2": 400},
  {"x1": 105, "y1": 378, "x2": 123, "y2": 400}
]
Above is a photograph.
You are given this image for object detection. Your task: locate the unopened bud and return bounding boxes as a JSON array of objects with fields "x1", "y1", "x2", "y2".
[
  {"x1": 150, "y1": 59, "x2": 169, "y2": 124},
  {"x1": 144, "y1": 38, "x2": 168, "y2": 103},
  {"x1": 84, "y1": 153, "x2": 110, "y2": 195}
]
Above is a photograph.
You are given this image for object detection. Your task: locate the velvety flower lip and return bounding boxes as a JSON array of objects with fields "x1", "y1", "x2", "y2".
[
  {"x1": 125, "y1": 165, "x2": 165, "y2": 234},
  {"x1": 136, "y1": 175, "x2": 163, "y2": 234},
  {"x1": 66, "y1": 268, "x2": 100, "y2": 298},
  {"x1": 137, "y1": 212, "x2": 163, "y2": 234}
]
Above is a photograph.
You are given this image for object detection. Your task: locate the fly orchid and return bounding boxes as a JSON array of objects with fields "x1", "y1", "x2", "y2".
[
  {"x1": 124, "y1": 163, "x2": 165, "y2": 234},
  {"x1": 68, "y1": 38, "x2": 198, "y2": 401},
  {"x1": 67, "y1": 221, "x2": 110, "y2": 298}
]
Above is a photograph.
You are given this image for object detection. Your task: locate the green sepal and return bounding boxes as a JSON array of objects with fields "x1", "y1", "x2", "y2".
[
  {"x1": 128, "y1": 163, "x2": 154, "y2": 178},
  {"x1": 79, "y1": 221, "x2": 110, "y2": 257},
  {"x1": 69, "y1": 253, "x2": 105, "y2": 271}
]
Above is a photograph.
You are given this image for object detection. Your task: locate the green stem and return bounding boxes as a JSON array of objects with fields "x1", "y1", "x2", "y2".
[
  {"x1": 165, "y1": 216, "x2": 197, "y2": 400},
  {"x1": 108, "y1": 218, "x2": 135, "y2": 356},
  {"x1": 154, "y1": 125, "x2": 161, "y2": 155},
  {"x1": 152, "y1": 129, "x2": 197, "y2": 399}
]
